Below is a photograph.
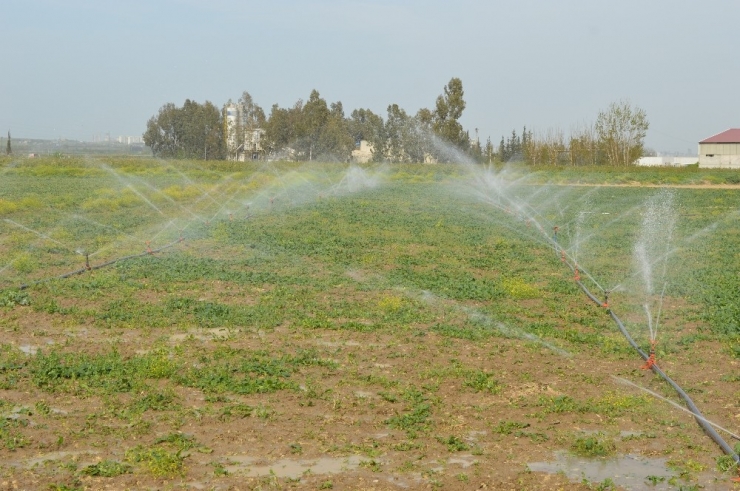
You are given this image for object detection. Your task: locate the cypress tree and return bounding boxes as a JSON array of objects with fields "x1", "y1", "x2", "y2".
[{"x1": 5, "y1": 131, "x2": 10, "y2": 155}]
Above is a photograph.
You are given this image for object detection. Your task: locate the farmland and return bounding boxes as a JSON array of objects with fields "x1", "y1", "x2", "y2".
[{"x1": 0, "y1": 156, "x2": 739, "y2": 490}]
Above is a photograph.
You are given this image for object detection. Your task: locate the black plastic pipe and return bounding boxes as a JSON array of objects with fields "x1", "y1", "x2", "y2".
[
  {"x1": 17, "y1": 237, "x2": 184, "y2": 291},
  {"x1": 562, "y1": 254, "x2": 740, "y2": 465}
]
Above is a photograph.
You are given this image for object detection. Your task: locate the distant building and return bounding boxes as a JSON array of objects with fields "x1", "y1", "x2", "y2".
[
  {"x1": 698, "y1": 129, "x2": 740, "y2": 168},
  {"x1": 351, "y1": 140, "x2": 373, "y2": 163},
  {"x1": 635, "y1": 156, "x2": 697, "y2": 167},
  {"x1": 225, "y1": 103, "x2": 265, "y2": 161}
]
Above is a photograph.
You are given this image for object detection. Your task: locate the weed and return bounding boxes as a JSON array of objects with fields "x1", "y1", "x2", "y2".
[
  {"x1": 360, "y1": 459, "x2": 382, "y2": 472},
  {"x1": 125, "y1": 445, "x2": 185, "y2": 477},
  {"x1": 385, "y1": 388, "x2": 432, "y2": 436},
  {"x1": 79, "y1": 460, "x2": 131, "y2": 477},
  {"x1": 463, "y1": 369, "x2": 502, "y2": 394},
  {"x1": 219, "y1": 403, "x2": 254, "y2": 421},
  {"x1": 492, "y1": 421, "x2": 530, "y2": 435},
  {"x1": 645, "y1": 475, "x2": 665, "y2": 486},
  {"x1": 571, "y1": 434, "x2": 616, "y2": 457},
  {"x1": 437, "y1": 435, "x2": 470, "y2": 452}
]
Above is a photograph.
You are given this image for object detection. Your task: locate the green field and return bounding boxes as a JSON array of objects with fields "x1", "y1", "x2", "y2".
[{"x1": 1, "y1": 156, "x2": 739, "y2": 490}]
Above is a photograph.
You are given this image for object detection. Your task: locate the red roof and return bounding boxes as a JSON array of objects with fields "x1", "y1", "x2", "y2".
[{"x1": 699, "y1": 128, "x2": 740, "y2": 143}]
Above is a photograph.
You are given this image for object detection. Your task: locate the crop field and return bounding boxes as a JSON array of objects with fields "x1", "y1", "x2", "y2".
[{"x1": 0, "y1": 156, "x2": 739, "y2": 490}]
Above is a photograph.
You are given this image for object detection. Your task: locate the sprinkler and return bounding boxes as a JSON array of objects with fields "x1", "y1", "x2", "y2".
[
  {"x1": 146, "y1": 241, "x2": 153, "y2": 255},
  {"x1": 179, "y1": 231, "x2": 184, "y2": 243},
  {"x1": 602, "y1": 290, "x2": 609, "y2": 309},
  {"x1": 574, "y1": 266, "x2": 580, "y2": 282},
  {"x1": 560, "y1": 250, "x2": 566, "y2": 262},
  {"x1": 641, "y1": 340, "x2": 657, "y2": 370},
  {"x1": 229, "y1": 212, "x2": 233, "y2": 222},
  {"x1": 85, "y1": 252, "x2": 91, "y2": 271},
  {"x1": 553, "y1": 226, "x2": 559, "y2": 241}
]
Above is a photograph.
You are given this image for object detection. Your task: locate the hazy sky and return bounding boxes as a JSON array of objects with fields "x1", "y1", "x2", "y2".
[{"x1": 2, "y1": 0, "x2": 738, "y2": 154}]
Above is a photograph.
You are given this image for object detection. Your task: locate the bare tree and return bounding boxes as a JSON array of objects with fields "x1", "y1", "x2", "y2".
[{"x1": 595, "y1": 101, "x2": 649, "y2": 167}]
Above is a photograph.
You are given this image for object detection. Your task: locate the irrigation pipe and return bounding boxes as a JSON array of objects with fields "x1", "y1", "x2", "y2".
[
  {"x1": 558, "y1": 248, "x2": 740, "y2": 466},
  {"x1": 16, "y1": 237, "x2": 185, "y2": 291}
]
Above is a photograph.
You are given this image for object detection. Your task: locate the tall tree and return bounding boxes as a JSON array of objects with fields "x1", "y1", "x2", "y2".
[
  {"x1": 595, "y1": 100, "x2": 649, "y2": 167},
  {"x1": 301, "y1": 89, "x2": 330, "y2": 160},
  {"x1": 263, "y1": 100, "x2": 303, "y2": 159},
  {"x1": 348, "y1": 108, "x2": 385, "y2": 162},
  {"x1": 5, "y1": 131, "x2": 10, "y2": 155},
  {"x1": 433, "y1": 77, "x2": 468, "y2": 153}
]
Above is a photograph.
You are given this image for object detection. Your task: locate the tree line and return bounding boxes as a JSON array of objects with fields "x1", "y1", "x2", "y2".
[{"x1": 143, "y1": 80, "x2": 648, "y2": 166}]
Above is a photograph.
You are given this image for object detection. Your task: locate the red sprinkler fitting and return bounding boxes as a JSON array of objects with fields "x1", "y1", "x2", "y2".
[
  {"x1": 229, "y1": 213, "x2": 233, "y2": 222},
  {"x1": 561, "y1": 250, "x2": 566, "y2": 262},
  {"x1": 602, "y1": 292, "x2": 609, "y2": 309},
  {"x1": 146, "y1": 241, "x2": 153, "y2": 255},
  {"x1": 641, "y1": 341, "x2": 657, "y2": 370},
  {"x1": 574, "y1": 267, "x2": 580, "y2": 282},
  {"x1": 179, "y1": 232, "x2": 184, "y2": 243}
]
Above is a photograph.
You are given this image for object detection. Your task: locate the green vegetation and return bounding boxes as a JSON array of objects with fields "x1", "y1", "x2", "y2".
[{"x1": 0, "y1": 158, "x2": 738, "y2": 488}]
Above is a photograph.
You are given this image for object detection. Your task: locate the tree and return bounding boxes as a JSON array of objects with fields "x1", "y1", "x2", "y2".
[
  {"x1": 263, "y1": 100, "x2": 303, "y2": 159},
  {"x1": 595, "y1": 100, "x2": 649, "y2": 167},
  {"x1": 348, "y1": 108, "x2": 385, "y2": 162},
  {"x1": 433, "y1": 77, "x2": 468, "y2": 153},
  {"x1": 569, "y1": 122, "x2": 599, "y2": 166},
  {"x1": 5, "y1": 131, "x2": 10, "y2": 155},
  {"x1": 143, "y1": 99, "x2": 224, "y2": 159},
  {"x1": 301, "y1": 90, "x2": 330, "y2": 160}
]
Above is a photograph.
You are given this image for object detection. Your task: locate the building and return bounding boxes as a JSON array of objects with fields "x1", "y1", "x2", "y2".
[
  {"x1": 351, "y1": 140, "x2": 373, "y2": 163},
  {"x1": 698, "y1": 128, "x2": 740, "y2": 169},
  {"x1": 635, "y1": 156, "x2": 697, "y2": 167},
  {"x1": 225, "y1": 103, "x2": 265, "y2": 161}
]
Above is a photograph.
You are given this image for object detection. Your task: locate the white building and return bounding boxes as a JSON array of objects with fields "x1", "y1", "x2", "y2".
[
  {"x1": 698, "y1": 129, "x2": 740, "y2": 169},
  {"x1": 225, "y1": 103, "x2": 265, "y2": 161},
  {"x1": 635, "y1": 156, "x2": 697, "y2": 167}
]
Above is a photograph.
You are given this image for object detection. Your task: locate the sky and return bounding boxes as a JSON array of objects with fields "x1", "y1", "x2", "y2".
[{"x1": 2, "y1": 0, "x2": 739, "y2": 155}]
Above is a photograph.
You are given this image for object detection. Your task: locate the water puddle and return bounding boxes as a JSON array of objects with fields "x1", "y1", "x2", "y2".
[
  {"x1": 223, "y1": 455, "x2": 368, "y2": 478},
  {"x1": 527, "y1": 451, "x2": 727, "y2": 490},
  {"x1": 448, "y1": 455, "x2": 477, "y2": 468},
  {"x1": 4, "y1": 450, "x2": 100, "y2": 469},
  {"x1": 18, "y1": 340, "x2": 54, "y2": 355}
]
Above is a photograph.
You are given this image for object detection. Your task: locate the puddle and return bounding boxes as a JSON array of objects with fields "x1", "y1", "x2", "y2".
[
  {"x1": 3, "y1": 450, "x2": 101, "y2": 469},
  {"x1": 18, "y1": 340, "x2": 53, "y2": 355},
  {"x1": 448, "y1": 455, "x2": 477, "y2": 468},
  {"x1": 223, "y1": 455, "x2": 368, "y2": 478},
  {"x1": 527, "y1": 451, "x2": 728, "y2": 490}
]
